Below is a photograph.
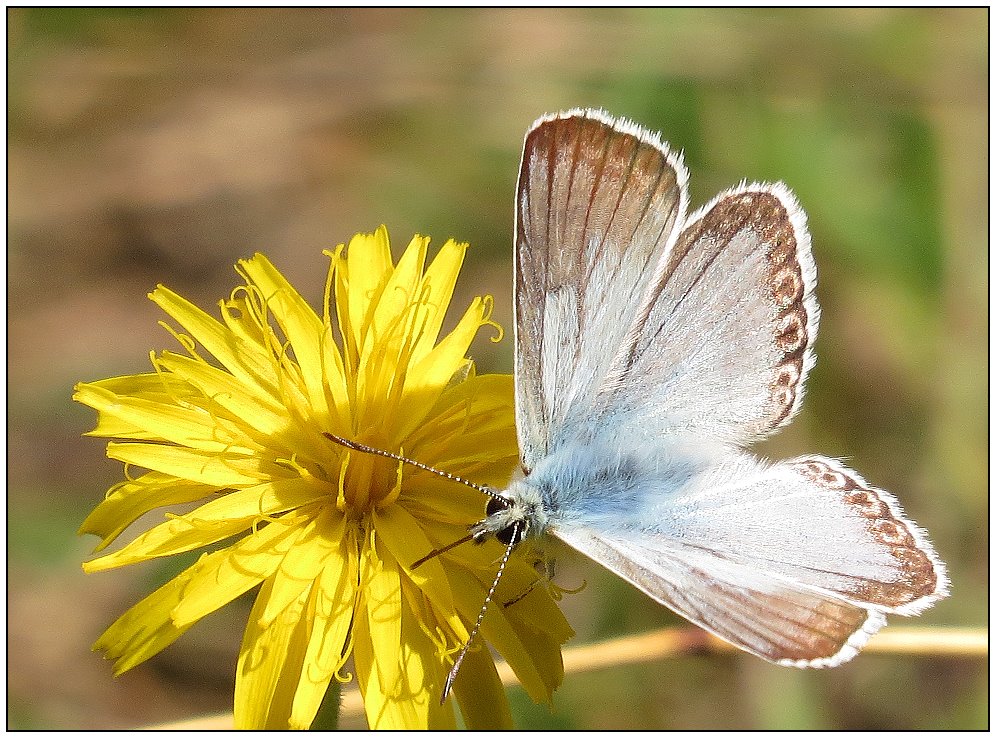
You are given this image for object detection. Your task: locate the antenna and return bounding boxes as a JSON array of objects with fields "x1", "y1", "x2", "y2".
[
  {"x1": 322, "y1": 432, "x2": 503, "y2": 501},
  {"x1": 441, "y1": 521, "x2": 522, "y2": 703},
  {"x1": 410, "y1": 532, "x2": 477, "y2": 570}
]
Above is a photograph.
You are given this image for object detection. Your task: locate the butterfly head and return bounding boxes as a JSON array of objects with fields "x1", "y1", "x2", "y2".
[{"x1": 473, "y1": 479, "x2": 549, "y2": 546}]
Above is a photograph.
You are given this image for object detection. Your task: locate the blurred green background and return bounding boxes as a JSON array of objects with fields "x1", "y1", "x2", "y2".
[{"x1": 7, "y1": 8, "x2": 986, "y2": 730}]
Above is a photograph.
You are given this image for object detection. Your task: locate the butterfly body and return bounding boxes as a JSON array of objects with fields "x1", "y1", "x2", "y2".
[{"x1": 539, "y1": 438, "x2": 715, "y2": 526}]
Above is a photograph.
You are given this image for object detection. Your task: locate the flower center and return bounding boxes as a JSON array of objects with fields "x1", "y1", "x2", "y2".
[{"x1": 334, "y1": 442, "x2": 404, "y2": 514}]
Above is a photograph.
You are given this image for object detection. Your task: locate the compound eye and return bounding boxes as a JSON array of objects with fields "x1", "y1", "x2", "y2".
[
  {"x1": 495, "y1": 523, "x2": 519, "y2": 546},
  {"x1": 486, "y1": 496, "x2": 510, "y2": 518}
]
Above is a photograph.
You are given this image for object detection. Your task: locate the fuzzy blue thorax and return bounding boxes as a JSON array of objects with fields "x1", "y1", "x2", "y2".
[{"x1": 481, "y1": 438, "x2": 720, "y2": 543}]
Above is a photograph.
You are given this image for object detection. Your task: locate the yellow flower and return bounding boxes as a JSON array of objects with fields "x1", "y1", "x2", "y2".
[{"x1": 76, "y1": 226, "x2": 574, "y2": 729}]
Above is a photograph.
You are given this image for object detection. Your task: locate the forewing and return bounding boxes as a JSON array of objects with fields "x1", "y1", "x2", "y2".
[
  {"x1": 514, "y1": 109, "x2": 688, "y2": 469},
  {"x1": 552, "y1": 455, "x2": 947, "y2": 666},
  {"x1": 594, "y1": 182, "x2": 820, "y2": 447}
]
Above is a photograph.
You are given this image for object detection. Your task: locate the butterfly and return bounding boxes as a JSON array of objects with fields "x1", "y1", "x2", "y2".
[{"x1": 329, "y1": 108, "x2": 948, "y2": 700}]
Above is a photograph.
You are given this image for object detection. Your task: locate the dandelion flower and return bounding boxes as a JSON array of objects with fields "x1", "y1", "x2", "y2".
[{"x1": 76, "y1": 226, "x2": 574, "y2": 729}]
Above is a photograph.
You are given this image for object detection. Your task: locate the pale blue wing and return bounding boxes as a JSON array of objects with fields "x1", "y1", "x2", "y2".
[
  {"x1": 586, "y1": 182, "x2": 821, "y2": 449},
  {"x1": 549, "y1": 454, "x2": 948, "y2": 665},
  {"x1": 555, "y1": 523, "x2": 885, "y2": 667},
  {"x1": 514, "y1": 109, "x2": 688, "y2": 470}
]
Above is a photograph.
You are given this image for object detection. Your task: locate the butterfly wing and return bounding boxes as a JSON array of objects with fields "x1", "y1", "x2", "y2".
[
  {"x1": 590, "y1": 181, "x2": 820, "y2": 447},
  {"x1": 551, "y1": 454, "x2": 948, "y2": 666},
  {"x1": 514, "y1": 109, "x2": 688, "y2": 469},
  {"x1": 514, "y1": 110, "x2": 946, "y2": 666},
  {"x1": 517, "y1": 109, "x2": 822, "y2": 454}
]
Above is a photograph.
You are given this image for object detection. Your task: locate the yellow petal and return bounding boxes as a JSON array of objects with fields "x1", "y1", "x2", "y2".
[
  {"x1": 353, "y1": 598, "x2": 449, "y2": 730},
  {"x1": 362, "y1": 529, "x2": 403, "y2": 692},
  {"x1": 498, "y1": 555, "x2": 575, "y2": 644},
  {"x1": 374, "y1": 505, "x2": 467, "y2": 642},
  {"x1": 87, "y1": 372, "x2": 196, "y2": 400},
  {"x1": 93, "y1": 558, "x2": 200, "y2": 675},
  {"x1": 394, "y1": 297, "x2": 493, "y2": 439},
  {"x1": 408, "y1": 373, "x2": 516, "y2": 451},
  {"x1": 150, "y1": 285, "x2": 281, "y2": 395},
  {"x1": 80, "y1": 374, "x2": 203, "y2": 439},
  {"x1": 367, "y1": 233, "x2": 428, "y2": 359},
  {"x1": 258, "y1": 508, "x2": 344, "y2": 629},
  {"x1": 171, "y1": 517, "x2": 305, "y2": 627},
  {"x1": 353, "y1": 234, "x2": 430, "y2": 422},
  {"x1": 79, "y1": 472, "x2": 215, "y2": 551},
  {"x1": 238, "y1": 254, "x2": 347, "y2": 429},
  {"x1": 343, "y1": 226, "x2": 393, "y2": 358},
  {"x1": 494, "y1": 558, "x2": 574, "y2": 696},
  {"x1": 235, "y1": 576, "x2": 313, "y2": 729},
  {"x1": 451, "y1": 568, "x2": 550, "y2": 704},
  {"x1": 289, "y1": 518, "x2": 358, "y2": 729},
  {"x1": 397, "y1": 481, "x2": 493, "y2": 536},
  {"x1": 83, "y1": 479, "x2": 323, "y2": 572},
  {"x1": 450, "y1": 643, "x2": 514, "y2": 729},
  {"x1": 105, "y1": 442, "x2": 273, "y2": 487},
  {"x1": 409, "y1": 374, "x2": 519, "y2": 487},
  {"x1": 409, "y1": 238, "x2": 468, "y2": 364},
  {"x1": 154, "y1": 352, "x2": 290, "y2": 437},
  {"x1": 407, "y1": 603, "x2": 457, "y2": 730},
  {"x1": 74, "y1": 383, "x2": 257, "y2": 454}
]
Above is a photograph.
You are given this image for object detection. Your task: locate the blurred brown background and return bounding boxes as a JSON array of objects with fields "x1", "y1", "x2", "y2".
[{"x1": 7, "y1": 8, "x2": 987, "y2": 729}]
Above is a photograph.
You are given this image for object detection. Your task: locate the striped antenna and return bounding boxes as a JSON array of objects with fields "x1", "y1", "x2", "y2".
[
  {"x1": 441, "y1": 520, "x2": 523, "y2": 703},
  {"x1": 322, "y1": 432, "x2": 503, "y2": 501}
]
